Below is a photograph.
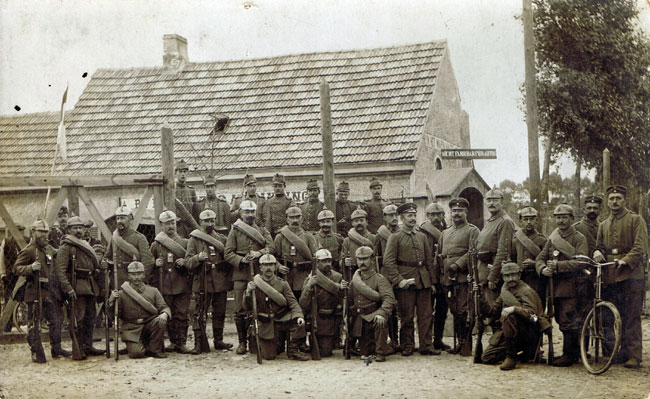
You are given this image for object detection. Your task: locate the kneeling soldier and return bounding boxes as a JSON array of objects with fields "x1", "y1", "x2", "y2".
[
  {"x1": 108, "y1": 261, "x2": 171, "y2": 359},
  {"x1": 245, "y1": 254, "x2": 309, "y2": 361}
]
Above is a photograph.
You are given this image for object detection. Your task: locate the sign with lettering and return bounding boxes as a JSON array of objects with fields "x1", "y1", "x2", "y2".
[{"x1": 440, "y1": 149, "x2": 497, "y2": 159}]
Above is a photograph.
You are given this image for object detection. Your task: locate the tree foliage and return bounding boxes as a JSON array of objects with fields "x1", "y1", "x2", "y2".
[{"x1": 534, "y1": 0, "x2": 650, "y2": 189}]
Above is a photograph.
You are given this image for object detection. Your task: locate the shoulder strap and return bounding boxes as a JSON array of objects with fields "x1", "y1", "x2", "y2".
[
  {"x1": 279, "y1": 226, "x2": 312, "y2": 260},
  {"x1": 348, "y1": 229, "x2": 374, "y2": 248},
  {"x1": 112, "y1": 230, "x2": 140, "y2": 260},
  {"x1": 548, "y1": 229, "x2": 576, "y2": 259},
  {"x1": 154, "y1": 232, "x2": 187, "y2": 257},
  {"x1": 514, "y1": 229, "x2": 542, "y2": 258},
  {"x1": 314, "y1": 269, "x2": 341, "y2": 295},
  {"x1": 121, "y1": 282, "x2": 158, "y2": 315},
  {"x1": 351, "y1": 270, "x2": 381, "y2": 301},
  {"x1": 233, "y1": 219, "x2": 266, "y2": 247},
  {"x1": 253, "y1": 275, "x2": 287, "y2": 306},
  {"x1": 189, "y1": 230, "x2": 225, "y2": 254}
]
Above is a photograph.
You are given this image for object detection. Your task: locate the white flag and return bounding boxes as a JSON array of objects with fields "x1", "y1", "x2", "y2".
[{"x1": 56, "y1": 85, "x2": 68, "y2": 161}]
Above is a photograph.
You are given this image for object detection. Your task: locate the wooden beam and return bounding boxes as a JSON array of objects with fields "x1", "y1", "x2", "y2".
[
  {"x1": 45, "y1": 187, "x2": 68, "y2": 227},
  {"x1": 0, "y1": 175, "x2": 165, "y2": 188},
  {"x1": 523, "y1": 0, "x2": 541, "y2": 208},
  {"x1": 152, "y1": 185, "x2": 164, "y2": 234},
  {"x1": 67, "y1": 186, "x2": 80, "y2": 217},
  {"x1": 132, "y1": 185, "x2": 153, "y2": 231},
  {"x1": 0, "y1": 198, "x2": 27, "y2": 249},
  {"x1": 161, "y1": 124, "x2": 176, "y2": 213},
  {"x1": 77, "y1": 186, "x2": 112, "y2": 243},
  {"x1": 320, "y1": 78, "x2": 336, "y2": 233}
]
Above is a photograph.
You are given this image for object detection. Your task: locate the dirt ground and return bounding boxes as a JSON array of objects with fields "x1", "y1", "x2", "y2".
[{"x1": 1, "y1": 318, "x2": 650, "y2": 399}]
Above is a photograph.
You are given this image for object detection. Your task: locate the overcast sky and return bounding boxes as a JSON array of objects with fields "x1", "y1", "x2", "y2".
[{"x1": 2, "y1": 0, "x2": 649, "y2": 186}]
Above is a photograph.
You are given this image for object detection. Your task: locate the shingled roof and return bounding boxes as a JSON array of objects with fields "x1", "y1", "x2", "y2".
[
  {"x1": 0, "y1": 112, "x2": 61, "y2": 175},
  {"x1": 57, "y1": 41, "x2": 448, "y2": 175}
]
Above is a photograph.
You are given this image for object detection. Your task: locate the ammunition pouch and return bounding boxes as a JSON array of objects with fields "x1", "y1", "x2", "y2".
[{"x1": 477, "y1": 252, "x2": 495, "y2": 264}]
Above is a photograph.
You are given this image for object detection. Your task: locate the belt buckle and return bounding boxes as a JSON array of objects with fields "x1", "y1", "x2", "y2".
[
  {"x1": 418, "y1": 261, "x2": 423, "y2": 267},
  {"x1": 211, "y1": 264, "x2": 216, "y2": 270},
  {"x1": 136, "y1": 318, "x2": 144, "y2": 324},
  {"x1": 612, "y1": 248, "x2": 619, "y2": 255},
  {"x1": 168, "y1": 268, "x2": 172, "y2": 273}
]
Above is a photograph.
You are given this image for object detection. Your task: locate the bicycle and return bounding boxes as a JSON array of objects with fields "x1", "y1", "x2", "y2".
[{"x1": 573, "y1": 255, "x2": 622, "y2": 375}]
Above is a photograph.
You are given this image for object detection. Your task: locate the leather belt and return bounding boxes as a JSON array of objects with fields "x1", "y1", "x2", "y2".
[
  {"x1": 398, "y1": 261, "x2": 423, "y2": 268},
  {"x1": 444, "y1": 252, "x2": 466, "y2": 259}
]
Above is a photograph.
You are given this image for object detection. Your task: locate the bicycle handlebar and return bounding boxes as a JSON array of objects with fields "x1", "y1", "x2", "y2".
[{"x1": 572, "y1": 255, "x2": 618, "y2": 268}]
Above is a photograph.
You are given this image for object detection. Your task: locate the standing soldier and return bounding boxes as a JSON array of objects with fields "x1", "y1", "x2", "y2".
[
  {"x1": 299, "y1": 249, "x2": 348, "y2": 357},
  {"x1": 575, "y1": 195, "x2": 602, "y2": 255},
  {"x1": 335, "y1": 181, "x2": 356, "y2": 237},
  {"x1": 349, "y1": 246, "x2": 397, "y2": 362},
  {"x1": 264, "y1": 173, "x2": 296, "y2": 238},
  {"x1": 374, "y1": 204, "x2": 400, "y2": 353},
  {"x1": 362, "y1": 177, "x2": 391, "y2": 234},
  {"x1": 300, "y1": 178, "x2": 325, "y2": 232},
  {"x1": 175, "y1": 160, "x2": 199, "y2": 238},
  {"x1": 82, "y1": 218, "x2": 101, "y2": 246},
  {"x1": 56, "y1": 216, "x2": 105, "y2": 359},
  {"x1": 224, "y1": 200, "x2": 273, "y2": 355},
  {"x1": 512, "y1": 206, "x2": 547, "y2": 302},
  {"x1": 230, "y1": 174, "x2": 265, "y2": 225},
  {"x1": 342, "y1": 209, "x2": 376, "y2": 274},
  {"x1": 103, "y1": 206, "x2": 155, "y2": 287},
  {"x1": 48, "y1": 206, "x2": 69, "y2": 249},
  {"x1": 186, "y1": 209, "x2": 233, "y2": 353},
  {"x1": 245, "y1": 254, "x2": 309, "y2": 361},
  {"x1": 312, "y1": 210, "x2": 343, "y2": 272},
  {"x1": 14, "y1": 220, "x2": 67, "y2": 362},
  {"x1": 197, "y1": 175, "x2": 232, "y2": 235},
  {"x1": 594, "y1": 185, "x2": 648, "y2": 369},
  {"x1": 436, "y1": 198, "x2": 479, "y2": 354},
  {"x1": 149, "y1": 211, "x2": 192, "y2": 354},
  {"x1": 535, "y1": 204, "x2": 588, "y2": 367},
  {"x1": 476, "y1": 189, "x2": 515, "y2": 309},
  {"x1": 383, "y1": 203, "x2": 437, "y2": 356}
]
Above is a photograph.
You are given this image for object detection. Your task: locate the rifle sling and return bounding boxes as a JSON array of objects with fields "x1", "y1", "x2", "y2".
[
  {"x1": 154, "y1": 232, "x2": 187, "y2": 258},
  {"x1": 548, "y1": 229, "x2": 576, "y2": 259},
  {"x1": 233, "y1": 219, "x2": 266, "y2": 247},
  {"x1": 351, "y1": 270, "x2": 381, "y2": 302},
  {"x1": 253, "y1": 275, "x2": 287, "y2": 307},
  {"x1": 347, "y1": 229, "x2": 374, "y2": 248},
  {"x1": 121, "y1": 282, "x2": 159, "y2": 315},
  {"x1": 514, "y1": 229, "x2": 542, "y2": 258},
  {"x1": 189, "y1": 230, "x2": 224, "y2": 254},
  {"x1": 279, "y1": 226, "x2": 312, "y2": 260}
]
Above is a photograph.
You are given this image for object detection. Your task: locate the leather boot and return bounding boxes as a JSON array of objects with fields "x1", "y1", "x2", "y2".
[
  {"x1": 235, "y1": 318, "x2": 248, "y2": 355},
  {"x1": 51, "y1": 344, "x2": 71, "y2": 359},
  {"x1": 433, "y1": 338, "x2": 451, "y2": 351},
  {"x1": 553, "y1": 331, "x2": 577, "y2": 367},
  {"x1": 501, "y1": 338, "x2": 517, "y2": 370},
  {"x1": 287, "y1": 340, "x2": 310, "y2": 361},
  {"x1": 500, "y1": 356, "x2": 517, "y2": 370},
  {"x1": 213, "y1": 328, "x2": 233, "y2": 350},
  {"x1": 190, "y1": 330, "x2": 203, "y2": 355}
]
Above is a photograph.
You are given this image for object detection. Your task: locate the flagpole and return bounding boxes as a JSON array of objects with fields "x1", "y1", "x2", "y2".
[
  {"x1": 43, "y1": 83, "x2": 68, "y2": 219},
  {"x1": 42, "y1": 145, "x2": 59, "y2": 219}
]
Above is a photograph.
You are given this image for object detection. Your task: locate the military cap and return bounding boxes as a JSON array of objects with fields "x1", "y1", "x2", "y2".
[
  {"x1": 286, "y1": 206, "x2": 302, "y2": 217},
  {"x1": 351, "y1": 209, "x2": 367, "y2": 220},
  {"x1": 159, "y1": 210, "x2": 177, "y2": 223},
  {"x1": 553, "y1": 203, "x2": 574, "y2": 216},
  {"x1": 240, "y1": 200, "x2": 257, "y2": 211},
  {"x1": 175, "y1": 159, "x2": 189, "y2": 171},
  {"x1": 518, "y1": 206, "x2": 538, "y2": 218},
  {"x1": 83, "y1": 218, "x2": 94, "y2": 228},
  {"x1": 199, "y1": 209, "x2": 217, "y2": 220},
  {"x1": 606, "y1": 185, "x2": 627, "y2": 197},
  {"x1": 337, "y1": 181, "x2": 350, "y2": 192},
  {"x1": 259, "y1": 254, "x2": 277, "y2": 264},
  {"x1": 57, "y1": 206, "x2": 69, "y2": 217},
  {"x1": 31, "y1": 219, "x2": 49, "y2": 232},
  {"x1": 425, "y1": 203, "x2": 445, "y2": 214},
  {"x1": 383, "y1": 204, "x2": 398, "y2": 215},
  {"x1": 127, "y1": 261, "x2": 145, "y2": 273},
  {"x1": 317, "y1": 209, "x2": 335, "y2": 220},
  {"x1": 67, "y1": 216, "x2": 85, "y2": 226},
  {"x1": 501, "y1": 262, "x2": 521, "y2": 275},
  {"x1": 272, "y1": 173, "x2": 286, "y2": 185},
  {"x1": 114, "y1": 206, "x2": 133, "y2": 217},
  {"x1": 355, "y1": 246, "x2": 373, "y2": 258},
  {"x1": 397, "y1": 202, "x2": 417, "y2": 215},
  {"x1": 584, "y1": 195, "x2": 602, "y2": 204},
  {"x1": 306, "y1": 178, "x2": 320, "y2": 190},
  {"x1": 449, "y1": 198, "x2": 469, "y2": 209},
  {"x1": 485, "y1": 189, "x2": 504, "y2": 199},
  {"x1": 204, "y1": 175, "x2": 216, "y2": 186},
  {"x1": 243, "y1": 174, "x2": 257, "y2": 186},
  {"x1": 315, "y1": 248, "x2": 332, "y2": 260},
  {"x1": 369, "y1": 177, "x2": 382, "y2": 188}
]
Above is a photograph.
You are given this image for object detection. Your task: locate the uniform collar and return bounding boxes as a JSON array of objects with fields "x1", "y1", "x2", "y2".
[
  {"x1": 558, "y1": 225, "x2": 576, "y2": 238},
  {"x1": 610, "y1": 208, "x2": 629, "y2": 220},
  {"x1": 488, "y1": 209, "x2": 505, "y2": 221},
  {"x1": 399, "y1": 226, "x2": 416, "y2": 235}
]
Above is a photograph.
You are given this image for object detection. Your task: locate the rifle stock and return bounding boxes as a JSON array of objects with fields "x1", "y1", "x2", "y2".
[
  {"x1": 113, "y1": 259, "x2": 119, "y2": 361},
  {"x1": 470, "y1": 246, "x2": 484, "y2": 363},
  {"x1": 104, "y1": 265, "x2": 111, "y2": 358},
  {"x1": 310, "y1": 264, "x2": 321, "y2": 360},
  {"x1": 32, "y1": 264, "x2": 46, "y2": 363},
  {"x1": 198, "y1": 261, "x2": 210, "y2": 353},
  {"x1": 343, "y1": 256, "x2": 351, "y2": 360},
  {"x1": 249, "y1": 261, "x2": 262, "y2": 364},
  {"x1": 70, "y1": 253, "x2": 83, "y2": 360},
  {"x1": 546, "y1": 251, "x2": 558, "y2": 365}
]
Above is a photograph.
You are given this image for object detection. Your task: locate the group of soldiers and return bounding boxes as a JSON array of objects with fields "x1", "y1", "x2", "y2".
[{"x1": 3, "y1": 162, "x2": 647, "y2": 371}]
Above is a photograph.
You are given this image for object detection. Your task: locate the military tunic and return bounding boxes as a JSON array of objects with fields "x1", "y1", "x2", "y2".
[
  {"x1": 300, "y1": 199, "x2": 324, "y2": 232},
  {"x1": 313, "y1": 230, "x2": 343, "y2": 270},
  {"x1": 273, "y1": 227, "x2": 318, "y2": 292},
  {"x1": 263, "y1": 194, "x2": 295, "y2": 236},
  {"x1": 336, "y1": 199, "x2": 356, "y2": 237},
  {"x1": 574, "y1": 217, "x2": 599, "y2": 256},
  {"x1": 48, "y1": 227, "x2": 66, "y2": 249},
  {"x1": 511, "y1": 229, "x2": 547, "y2": 302},
  {"x1": 230, "y1": 193, "x2": 266, "y2": 226},
  {"x1": 197, "y1": 195, "x2": 232, "y2": 233},
  {"x1": 299, "y1": 270, "x2": 343, "y2": 357},
  {"x1": 175, "y1": 182, "x2": 198, "y2": 237},
  {"x1": 342, "y1": 230, "x2": 376, "y2": 270},
  {"x1": 476, "y1": 209, "x2": 515, "y2": 284},
  {"x1": 105, "y1": 227, "x2": 155, "y2": 287},
  {"x1": 363, "y1": 198, "x2": 390, "y2": 234}
]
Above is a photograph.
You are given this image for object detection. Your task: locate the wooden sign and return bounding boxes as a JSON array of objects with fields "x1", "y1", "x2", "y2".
[{"x1": 441, "y1": 149, "x2": 497, "y2": 159}]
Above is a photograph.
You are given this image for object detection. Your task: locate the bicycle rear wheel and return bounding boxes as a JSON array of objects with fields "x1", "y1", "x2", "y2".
[{"x1": 580, "y1": 301, "x2": 622, "y2": 375}]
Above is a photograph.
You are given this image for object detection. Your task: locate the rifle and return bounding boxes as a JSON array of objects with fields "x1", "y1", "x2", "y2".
[
  {"x1": 70, "y1": 252, "x2": 84, "y2": 360},
  {"x1": 198, "y1": 259, "x2": 211, "y2": 353},
  {"x1": 470, "y1": 244, "x2": 484, "y2": 363},
  {"x1": 343, "y1": 256, "x2": 351, "y2": 360},
  {"x1": 545, "y1": 250, "x2": 558, "y2": 365},
  {"x1": 31, "y1": 253, "x2": 46, "y2": 363},
  {"x1": 113, "y1": 256, "x2": 119, "y2": 361},
  {"x1": 249, "y1": 258, "x2": 262, "y2": 364},
  {"x1": 104, "y1": 262, "x2": 111, "y2": 358},
  {"x1": 459, "y1": 272, "x2": 472, "y2": 357},
  {"x1": 309, "y1": 263, "x2": 321, "y2": 360}
]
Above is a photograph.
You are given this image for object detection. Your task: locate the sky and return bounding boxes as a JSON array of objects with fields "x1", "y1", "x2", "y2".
[{"x1": 1, "y1": 0, "x2": 649, "y2": 187}]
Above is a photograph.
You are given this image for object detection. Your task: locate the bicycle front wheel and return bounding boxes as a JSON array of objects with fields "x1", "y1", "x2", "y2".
[{"x1": 580, "y1": 301, "x2": 622, "y2": 375}]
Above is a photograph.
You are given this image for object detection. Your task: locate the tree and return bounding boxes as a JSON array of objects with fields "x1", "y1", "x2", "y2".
[{"x1": 534, "y1": 0, "x2": 650, "y2": 192}]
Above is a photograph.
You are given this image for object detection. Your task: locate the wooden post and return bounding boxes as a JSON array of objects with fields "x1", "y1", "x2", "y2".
[
  {"x1": 77, "y1": 186, "x2": 112, "y2": 244},
  {"x1": 153, "y1": 185, "x2": 164, "y2": 235},
  {"x1": 602, "y1": 148, "x2": 610, "y2": 193},
  {"x1": 67, "y1": 186, "x2": 80, "y2": 217},
  {"x1": 320, "y1": 78, "x2": 336, "y2": 232},
  {"x1": 0, "y1": 199, "x2": 27, "y2": 249},
  {"x1": 161, "y1": 124, "x2": 176, "y2": 215},
  {"x1": 523, "y1": 0, "x2": 541, "y2": 208}
]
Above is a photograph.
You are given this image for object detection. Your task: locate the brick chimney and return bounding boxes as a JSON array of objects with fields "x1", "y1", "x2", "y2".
[{"x1": 163, "y1": 34, "x2": 188, "y2": 69}]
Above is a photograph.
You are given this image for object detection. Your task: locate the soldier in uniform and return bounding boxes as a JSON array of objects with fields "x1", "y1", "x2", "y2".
[
  {"x1": 197, "y1": 175, "x2": 232, "y2": 235},
  {"x1": 374, "y1": 204, "x2": 400, "y2": 353},
  {"x1": 383, "y1": 203, "x2": 438, "y2": 356},
  {"x1": 594, "y1": 185, "x2": 648, "y2": 369},
  {"x1": 245, "y1": 254, "x2": 309, "y2": 361},
  {"x1": 82, "y1": 218, "x2": 101, "y2": 247},
  {"x1": 300, "y1": 178, "x2": 325, "y2": 232},
  {"x1": 230, "y1": 174, "x2": 265, "y2": 225},
  {"x1": 480, "y1": 262, "x2": 552, "y2": 370},
  {"x1": 342, "y1": 209, "x2": 376, "y2": 274},
  {"x1": 55, "y1": 216, "x2": 105, "y2": 358},
  {"x1": 224, "y1": 200, "x2": 273, "y2": 355},
  {"x1": 420, "y1": 202, "x2": 450, "y2": 351},
  {"x1": 149, "y1": 211, "x2": 192, "y2": 354},
  {"x1": 335, "y1": 181, "x2": 356, "y2": 237},
  {"x1": 1, "y1": 223, "x2": 28, "y2": 332},
  {"x1": 512, "y1": 206, "x2": 547, "y2": 302},
  {"x1": 186, "y1": 209, "x2": 234, "y2": 353},
  {"x1": 299, "y1": 249, "x2": 348, "y2": 357},
  {"x1": 575, "y1": 195, "x2": 602, "y2": 255},
  {"x1": 349, "y1": 246, "x2": 397, "y2": 362},
  {"x1": 14, "y1": 220, "x2": 68, "y2": 362},
  {"x1": 103, "y1": 206, "x2": 155, "y2": 288},
  {"x1": 436, "y1": 198, "x2": 479, "y2": 354},
  {"x1": 48, "y1": 206, "x2": 69, "y2": 249},
  {"x1": 362, "y1": 177, "x2": 391, "y2": 234},
  {"x1": 476, "y1": 189, "x2": 515, "y2": 310},
  {"x1": 107, "y1": 261, "x2": 171, "y2": 359},
  {"x1": 312, "y1": 209, "x2": 343, "y2": 272},
  {"x1": 535, "y1": 204, "x2": 588, "y2": 367},
  {"x1": 175, "y1": 159, "x2": 199, "y2": 238},
  {"x1": 263, "y1": 173, "x2": 296, "y2": 238}
]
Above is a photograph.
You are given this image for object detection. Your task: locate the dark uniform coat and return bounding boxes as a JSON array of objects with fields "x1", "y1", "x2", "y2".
[
  {"x1": 111, "y1": 284, "x2": 171, "y2": 343},
  {"x1": 476, "y1": 209, "x2": 515, "y2": 284},
  {"x1": 535, "y1": 226, "x2": 588, "y2": 298},
  {"x1": 383, "y1": 227, "x2": 435, "y2": 289},
  {"x1": 511, "y1": 229, "x2": 547, "y2": 298},
  {"x1": 574, "y1": 218, "x2": 599, "y2": 257},
  {"x1": 105, "y1": 227, "x2": 155, "y2": 287},
  {"x1": 313, "y1": 230, "x2": 343, "y2": 268},
  {"x1": 349, "y1": 270, "x2": 396, "y2": 335},
  {"x1": 224, "y1": 222, "x2": 274, "y2": 283},
  {"x1": 436, "y1": 222, "x2": 480, "y2": 286},
  {"x1": 299, "y1": 271, "x2": 343, "y2": 337},
  {"x1": 245, "y1": 275, "x2": 304, "y2": 340},
  {"x1": 336, "y1": 199, "x2": 357, "y2": 236},
  {"x1": 342, "y1": 230, "x2": 376, "y2": 268},
  {"x1": 362, "y1": 198, "x2": 390, "y2": 234},
  {"x1": 263, "y1": 194, "x2": 295, "y2": 236},
  {"x1": 14, "y1": 242, "x2": 56, "y2": 302},
  {"x1": 55, "y1": 237, "x2": 100, "y2": 297},
  {"x1": 175, "y1": 182, "x2": 198, "y2": 237},
  {"x1": 149, "y1": 233, "x2": 191, "y2": 295},
  {"x1": 273, "y1": 228, "x2": 318, "y2": 291},
  {"x1": 300, "y1": 200, "x2": 324, "y2": 232},
  {"x1": 197, "y1": 196, "x2": 232, "y2": 233},
  {"x1": 186, "y1": 231, "x2": 231, "y2": 293}
]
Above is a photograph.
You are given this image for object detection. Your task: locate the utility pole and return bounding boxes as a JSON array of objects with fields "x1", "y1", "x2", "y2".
[
  {"x1": 523, "y1": 0, "x2": 541, "y2": 208},
  {"x1": 320, "y1": 78, "x2": 336, "y2": 233}
]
